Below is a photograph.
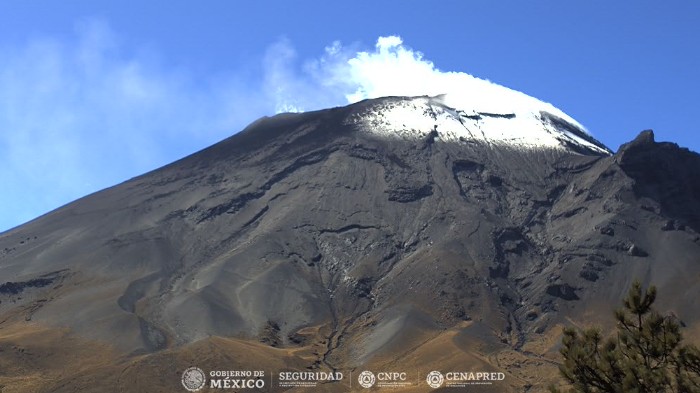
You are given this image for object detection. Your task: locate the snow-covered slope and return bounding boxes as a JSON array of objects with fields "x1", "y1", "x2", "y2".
[{"x1": 345, "y1": 95, "x2": 611, "y2": 155}]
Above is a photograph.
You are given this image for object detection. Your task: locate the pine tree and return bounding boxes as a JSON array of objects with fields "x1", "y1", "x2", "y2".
[{"x1": 552, "y1": 281, "x2": 700, "y2": 393}]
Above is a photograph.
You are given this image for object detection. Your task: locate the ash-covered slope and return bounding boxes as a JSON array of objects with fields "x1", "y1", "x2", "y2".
[{"x1": 1, "y1": 97, "x2": 699, "y2": 392}]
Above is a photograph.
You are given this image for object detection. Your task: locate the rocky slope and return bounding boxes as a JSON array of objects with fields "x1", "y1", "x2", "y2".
[{"x1": 1, "y1": 97, "x2": 699, "y2": 392}]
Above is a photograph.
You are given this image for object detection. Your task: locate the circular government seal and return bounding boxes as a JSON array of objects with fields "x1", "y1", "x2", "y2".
[
  {"x1": 358, "y1": 370, "x2": 376, "y2": 388},
  {"x1": 426, "y1": 371, "x2": 445, "y2": 389},
  {"x1": 181, "y1": 367, "x2": 206, "y2": 392}
]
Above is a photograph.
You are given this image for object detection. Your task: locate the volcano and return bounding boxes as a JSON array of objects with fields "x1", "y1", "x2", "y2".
[{"x1": 1, "y1": 95, "x2": 700, "y2": 392}]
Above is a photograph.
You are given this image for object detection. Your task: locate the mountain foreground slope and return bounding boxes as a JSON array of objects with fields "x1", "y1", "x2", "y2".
[{"x1": 1, "y1": 96, "x2": 700, "y2": 392}]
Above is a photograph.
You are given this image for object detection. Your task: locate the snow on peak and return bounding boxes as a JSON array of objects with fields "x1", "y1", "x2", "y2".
[
  {"x1": 321, "y1": 36, "x2": 608, "y2": 155},
  {"x1": 344, "y1": 95, "x2": 611, "y2": 155}
]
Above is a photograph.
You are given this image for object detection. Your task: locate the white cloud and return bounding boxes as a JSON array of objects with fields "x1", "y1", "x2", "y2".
[{"x1": 0, "y1": 20, "x2": 271, "y2": 231}]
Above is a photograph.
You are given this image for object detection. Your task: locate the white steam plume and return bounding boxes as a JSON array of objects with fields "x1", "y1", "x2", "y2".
[{"x1": 267, "y1": 35, "x2": 585, "y2": 130}]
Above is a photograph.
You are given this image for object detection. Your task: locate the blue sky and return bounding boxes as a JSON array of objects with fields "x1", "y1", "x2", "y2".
[{"x1": 1, "y1": 1, "x2": 699, "y2": 232}]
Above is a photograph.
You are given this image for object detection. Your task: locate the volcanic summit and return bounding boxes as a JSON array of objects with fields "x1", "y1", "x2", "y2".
[{"x1": 1, "y1": 93, "x2": 700, "y2": 392}]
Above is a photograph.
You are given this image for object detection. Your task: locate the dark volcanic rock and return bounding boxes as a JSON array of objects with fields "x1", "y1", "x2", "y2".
[
  {"x1": 546, "y1": 284, "x2": 580, "y2": 301},
  {"x1": 599, "y1": 226, "x2": 615, "y2": 236},
  {"x1": 386, "y1": 184, "x2": 433, "y2": 202},
  {"x1": 0, "y1": 271, "x2": 65, "y2": 295},
  {"x1": 618, "y1": 130, "x2": 700, "y2": 233},
  {"x1": 0, "y1": 278, "x2": 53, "y2": 295},
  {"x1": 627, "y1": 244, "x2": 649, "y2": 257}
]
